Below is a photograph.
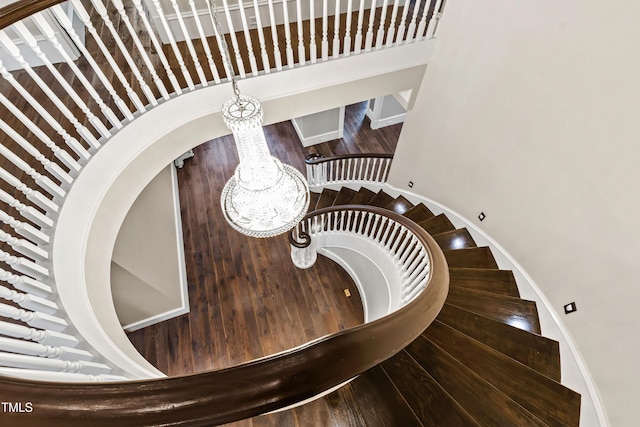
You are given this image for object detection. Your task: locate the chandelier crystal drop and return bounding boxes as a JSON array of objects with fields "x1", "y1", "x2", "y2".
[{"x1": 220, "y1": 92, "x2": 310, "y2": 238}]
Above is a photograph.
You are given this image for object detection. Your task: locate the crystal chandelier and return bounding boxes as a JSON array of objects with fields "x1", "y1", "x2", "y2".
[{"x1": 208, "y1": 1, "x2": 309, "y2": 238}]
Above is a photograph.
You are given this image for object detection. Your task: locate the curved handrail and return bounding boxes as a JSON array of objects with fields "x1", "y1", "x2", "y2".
[
  {"x1": 0, "y1": 205, "x2": 448, "y2": 425},
  {"x1": 0, "y1": 0, "x2": 64, "y2": 28},
  {"x1": 305, "y1": 152, "x2": 394, "y2": 165}
]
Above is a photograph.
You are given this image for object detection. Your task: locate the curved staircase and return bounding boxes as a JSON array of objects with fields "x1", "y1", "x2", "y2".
[{"x1": 257, "y1": 187, "x2": 581, "y2": 426}]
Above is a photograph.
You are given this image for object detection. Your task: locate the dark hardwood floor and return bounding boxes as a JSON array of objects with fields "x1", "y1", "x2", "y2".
[{"x1": 126, "y1": 102, "x2": 401, "y2": 377}]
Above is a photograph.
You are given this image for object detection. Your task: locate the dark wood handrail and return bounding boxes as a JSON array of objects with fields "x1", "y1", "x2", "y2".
[
  {"x1": 0, "y1": 0, "x2": 66, "y2": 29},
  {"x1": 305, "y1": 152, "x2": 394, "y2": 165},
  {"x1": 0, "y1": 205, "x2": 448, "y2": 426}
]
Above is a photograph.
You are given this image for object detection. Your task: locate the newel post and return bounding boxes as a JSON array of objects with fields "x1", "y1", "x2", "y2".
[{"x1": 289, "y1": 228, "x2": 317, "y2": 269}]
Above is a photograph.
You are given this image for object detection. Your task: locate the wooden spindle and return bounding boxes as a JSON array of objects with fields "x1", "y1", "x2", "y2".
[
  {"x1": 333, "y1": 0, "x2": 341, "y2": 58},
  {"x1": 0, "y1": 267, "x2": 51, "y2": 299},
  {"x1": 344, "y1": 0, "x2": 353, "y2": 55},
  {"x1": 0, "y1": 302, "x2": 67, "y2": 332},
  {"x1": 365, "y1": 0, "x2": 377, "y2": 51},
  {"x1": 169, "y1": 0, "x2": 209, "y2": 85},
  {"x1": 0, "y1": 188, "x2": 53, "y2": 229},
  {"x1": 266, "y1": 0, "x2": 283, "y2": 71},
  {"x1": 0, "y1": 210, "x2": 49, "y2": 246},
  {"x1": 0, "y1": 228, "x2": 47, "y2": 261},
  {"x1": 296, "y1": 0, "x2": 305, "y2": 65},
  {"x1": 0, "y1": 368, "x2": 127, "y2": 382},
  {"x1": 281, "y1": 0, "x2": 295, "y2": 67},
  {"x1": 51, "y1": 4, "x2": 135, "y2": 121},
  {"x1": 375, "y1": 0, "x2": 389, "y2": 49},
  {"x1": 424, "y1": 0, "x2": 443, "y2": 39},
  {"x1": 188, "y1": 0, "x2": 221, "y2": 83},
  {"x1": 0, "y1": 285, "x2": 57, "y2": 315},
  {"x1": 394, "y1": 0, "x2": 411, "y2": 44},
  {"x1": 251, "y1": 0, "x2": 271, "y2": 72},
  {"x1": 221, "y1": 0, "x2": 247, "y2": 78},
  {"x1": 322, "y1": 0, "x2": 329, "y2": 60},
  {"x1": 237, "y1": 0, "x2": 259, "y2": 75},
  {"x1": 90, "y1": 0, "x2": 158, "y2": 104},
  {"x1": 31, "y1": 14, "x2": 121, "y2": 131},
  {"x1": 0, "y1": 351, "x2": 111, "y2": 374},
  {"x1": 0, "y1": 166, "x2": 59, "y2": 214},
  {"x1": 309, "y1": 0, "x2": 317, "y2": 62},
  {"x1": 354, "y1": 0, "x2": 366, "y2": 53},
  {"x1": 0, "y1": 336, "x2": 94, "y2": 362},
  {"x1": 70, "y1": 0, "x2": 148, "y2": 113},
  {"x1": 385, "y1": 0, "x2": 401, "y2": 47},
  {"x1": 405, "y1": 0, "x2": 422, "y2": 41},
  {"x1": 0, "y1": 248, "x2": 49, "y2": 280},
  {"x1": 0, "y1": 320, "x2": 79, "y2": 348}
]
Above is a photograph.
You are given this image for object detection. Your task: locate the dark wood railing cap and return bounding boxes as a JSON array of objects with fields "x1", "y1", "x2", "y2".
[
  {"x1": 305, "y1": 152, "x2": 393, "y2": 165},
  {"x1": 0, "y1": 0, "x2": 66, "y2": 29}
]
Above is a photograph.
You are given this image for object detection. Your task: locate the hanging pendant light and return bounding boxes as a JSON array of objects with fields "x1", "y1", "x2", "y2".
[{"x1": 208, "y1": 0, "x2": 309, "y2": 238}]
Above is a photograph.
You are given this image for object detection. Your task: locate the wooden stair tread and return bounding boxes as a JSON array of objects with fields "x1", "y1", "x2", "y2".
[
  {"x1": 436, "y1": 304, "x2": 561, "y2": 382},
  {"x1": 349, "y1": 187, "x2": 377, "y2": 205},
  {"x1": 442, "y1": 247, "x2": 497, "y2": 269},
  {"x1": 418, "y1": 214, "x2": 456, "y2": 235},
  {"x1": 368, "y1": 190, "x2": 395, "y2": 208},
  {"x1": 316, "y1": 188, "x2": 339, "y2": 209},
  {"x1": 333, "y1": 187, "x2": 359, "y2": 206},
  {"x1": 449, "y1": 267, "x2": 520, "y2": 297},
  {"x1": 308, "y1": 191, "x2": 321, "y2": 213},
  {"x1": 384, "y1": 195, "x2": 415, "y2": 215},
  {"x1": 433, "y1": 229, "x2": 477, "y2": 251},
  {"x1": 381, "y1": 350, "x2": 479, "y2": 427},
  {"x1": 424, "y1": 320, "x2": 581, "y2": 427},
  {"x1": 407, "y1": 335, "x2": 548, "y2": 427},
  {"x1": 402, "y1": 204, "x2": 435, "y2": 223},
  {"x1": 445, "y1": 288, "x2": 541, "y2": 334}
]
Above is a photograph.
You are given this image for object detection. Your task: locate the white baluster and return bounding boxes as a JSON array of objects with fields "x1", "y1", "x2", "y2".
[
  {"x1": 111, "y1": 0, "x2": 172, "y2": 98},
  {"x1": 344, "y1": 0, "x2": 354, "y2": 55},
  {"x1": 237, "y1": 0, "x2": 259, "y2": 75},
  {"x1": 405, "y1": 0, "x2": 422, "y2": 41},
  {"x1": 281, "y1": 0, "x2": 295, "y2": 67},
  {"x1": 296, "y1": 0, "x2": 305, "y2": 65},
  {"x1": 0, "y1": 285, "x2": 57, "y2": 315},
  {"x1": 333, "y1": 0, "x2": 341, "y2": 58},
  {"x1": 12, "y1": 21, "x2": 111, "y2": 139},
  {"x1": 0, "y1": 31, "x2": 100, "y2": 150},
  {"x1": 0, "y1": 321, "x2": 79, "y2": 348},
  {"x1": 394, "y1": 0, "x2": 411, "y2": 44},
  {"x1": 382, "y1": 157, "x2": 392, "y2": 181},
  {"x1": 0, "y1": 368, "x2": 127, "y2": 382},
  {"x1": 365, "y1": 0, "x2": 377, "y2": 51},
  {"x1": 375, "y1": 0, "x2": 389, "y2": 49},
  {"x1": 0, "y1": 210, "x2": 49, "y2": 246},
  {"x1": 50, "y1": 4, "x2": 135, "y2": 121},
  {"x1": 0, "y1": 167, "x2": 57, "y2": 214},
  {"x1": 190, "y1": 0, "x2": 222, "y2": 83},
  {"x1": 0, "y1": 131, "x2": 69, "y2": 195},
  {"x1": 347, "y1": 158, "x2": 353, "y2": 180},
  {"x1": 0, "y1": 303, "x2": 67, "y2": 332},
  {"x1": 385, "y1": 0, "x2": 401, "y2": 47},
  {"x1": 0, "y1": 75, "x2": 83, "y2": 163},
  {"x1": 415, "y1": 0, "x2": 432, "y2": 41},
  {"x1": 90, "y1": 0, "x2": 157, "y2": 105},
  {"x1": 322, "y1": 0, "x2": 329, "y2": 60},
  {"x1": 132, "y1": 0, "x2": 183, "y2": 94},
  {"x1": 267, "y1": 0, "x2": 283, "y2": 71},
  {"x1": 221, "y1": 0, "x2": 247, "y2": 78},
  {"x1": 364, "y1": 157, "x2": 372, "y2": 180},
  {"x1": 0, "y1": 95, "x2": 78, "y2": 178},
  {"x1": 169, "y1": 0, "x2": 208, "y2": 85},
  {"x1": 69, "y1": 0, "x2": 148, "y2": 114},
  {"x1": 424, "y1": 0, "x2": 443, "y2": 39},
  {"x1": 0, "y1": 229, "x2": 47, "y2": 262},
  {"x1": 0, "y1": 189, "x2": 53, "y2": 229},
  {"x1": 354, "y1": 0, "x2": 366, "y2": 53},
  {"x1": 0, "y1": 248, "x2": 49, "y2": 280},
  {"x1": 309, "y1": 0, "x2": 317, "y2": 63},
  {"x1": 0, "y1": 336, "x2": 93, "y2": 362},
  {"x1": 250, "y1": 0, "x2": 271, "y2": 73},
  {"x1": 0, "y1": 351, "x2": 111, "y2": 375},
  {"x1": 0, "y1": 269, "x2": 51, "y2": 299}
]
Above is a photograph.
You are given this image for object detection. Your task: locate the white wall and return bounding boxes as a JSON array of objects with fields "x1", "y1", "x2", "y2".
[{"x1": 389, "y1": 1, "x2": 640, "y2": 425}]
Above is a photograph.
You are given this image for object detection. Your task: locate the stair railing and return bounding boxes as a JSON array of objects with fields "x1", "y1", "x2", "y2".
[{"x1": 305, "y1": 153, "x2": 393, "y2": 186}]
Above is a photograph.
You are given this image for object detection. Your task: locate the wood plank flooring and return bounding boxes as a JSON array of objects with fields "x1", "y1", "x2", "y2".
[{"x1": 126, "y1": 102, "x2": 400, "y2": 375}]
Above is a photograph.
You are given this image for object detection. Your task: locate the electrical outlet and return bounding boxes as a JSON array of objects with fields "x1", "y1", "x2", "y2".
[
  {"x1": 564, "y1": 302, "x2": 577, "y2": 314},
  {"x1": 478, "y1": 212, "x2": 486, "y2": 221},
  {"x1": 408, "y1": 181, "x2": 414, "y2": 188}
]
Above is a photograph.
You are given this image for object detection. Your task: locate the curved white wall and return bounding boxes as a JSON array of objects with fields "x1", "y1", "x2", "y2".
[{"x1": 389, "y1": 1, "x2": 640, "y2": 425}]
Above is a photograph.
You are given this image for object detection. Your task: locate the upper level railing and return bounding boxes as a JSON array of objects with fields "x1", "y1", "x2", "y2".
[{"x1": 306, "y1": 152, "x2": 393, "y2": 186}]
